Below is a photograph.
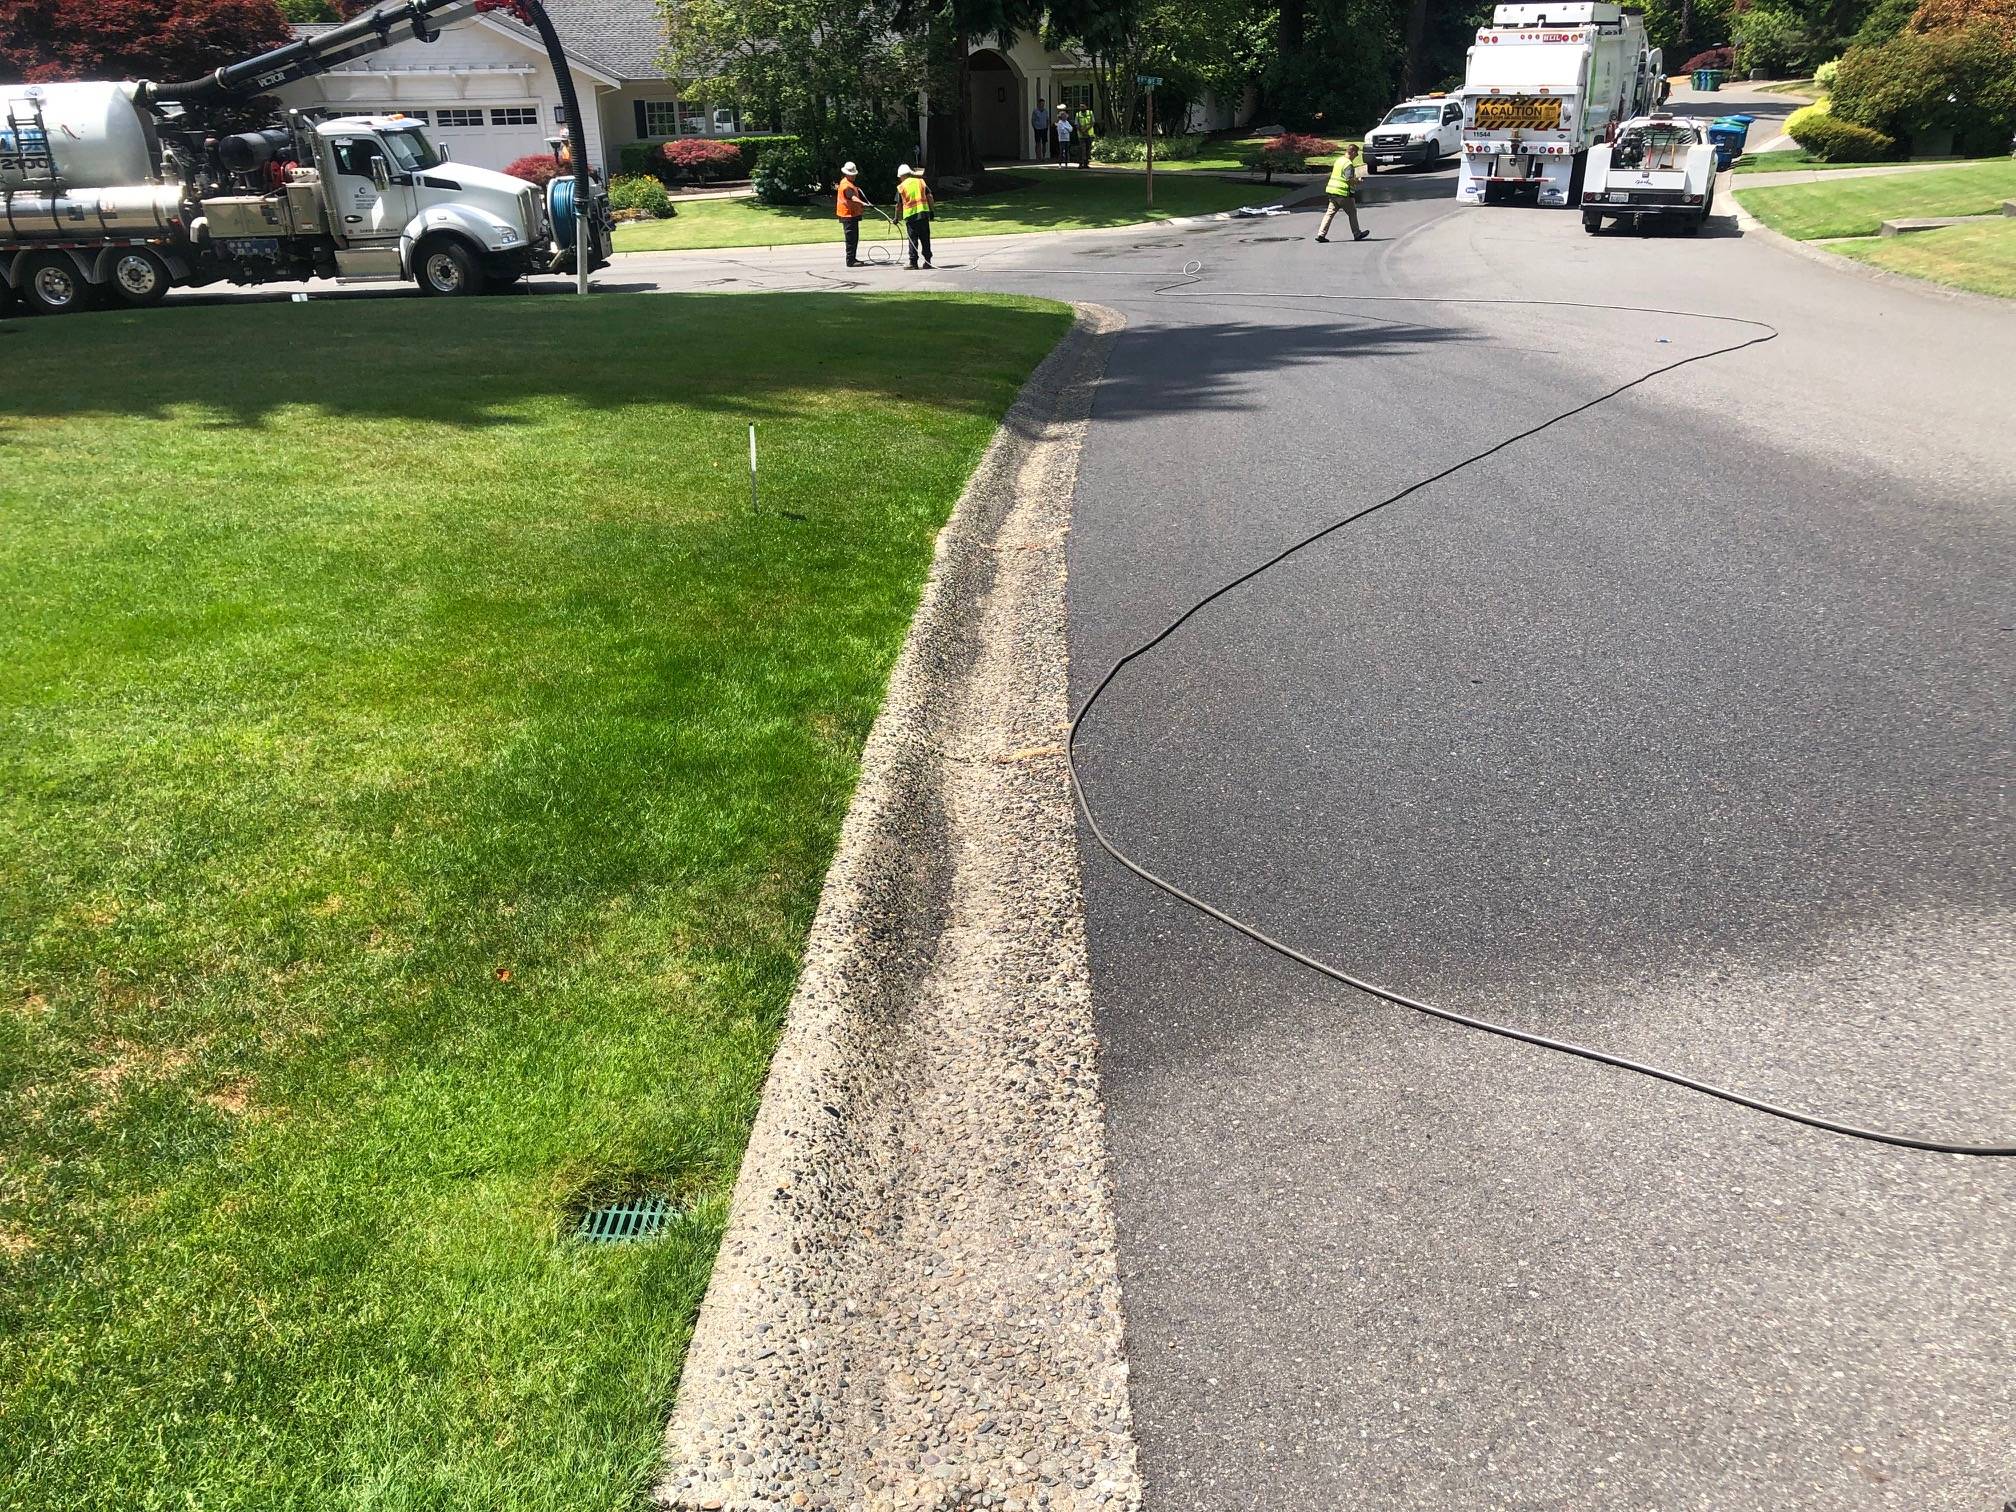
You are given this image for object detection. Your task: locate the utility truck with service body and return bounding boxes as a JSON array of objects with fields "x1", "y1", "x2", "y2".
[
  {"x1": 1579, "y1": 113, "x2": 1717, "y2": 232},
  {"x1": 0, "y1": 0, "x2": 607, "y2": 314},
  {"x1": 1364, "y1": 94, "x2": 1465, "y2": 172},
  {"x1": 1457, "y1": 2, "x2": 1663, "y2": 208}
]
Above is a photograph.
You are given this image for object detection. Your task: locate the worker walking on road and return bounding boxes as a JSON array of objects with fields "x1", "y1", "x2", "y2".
[
  {"x1": 1315, "y1": 143, "x2": 1371, "y2": 243},
  {"x1": 896, "y1": 163, "x2": 935, "y2": 269},
  {"x1": 835, "y1": 160, "x2": 872, "y2": 266}
]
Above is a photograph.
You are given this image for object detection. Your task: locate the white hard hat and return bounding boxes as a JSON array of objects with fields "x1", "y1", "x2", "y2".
[
  {"x1": 897, "y1": 164, "x2": 913, "y2": 177},
  {"x1": 842, "y1": 161, "x2": 858, "y2": 175}
]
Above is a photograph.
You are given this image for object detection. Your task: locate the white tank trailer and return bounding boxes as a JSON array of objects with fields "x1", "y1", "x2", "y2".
[
  {"x1": 0, "y1": 0, "x2": 607, "y2": 314},
  {"x1": 1456, "y1": 1, "x2": 1664, "y2": 209}
]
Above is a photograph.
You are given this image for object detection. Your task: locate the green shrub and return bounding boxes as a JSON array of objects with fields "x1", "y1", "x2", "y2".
[
  {"x1": 607, "y1": 174, "x2": 674, "y2": 219},
  {"x1": 1813, "y1": 56, "x2": 1841, "y2": 89},
  {"x1": 1832, "y1": 22, "x2": 2016, "y2": 155},
  {"x1": 1090, "y1": 133, "x2": 1206, "y2": 163},
  {"x1": 816, "y1": 116, "x2": 915, "y2": 204},
  {"x1": 1788, "y1": 97, "x2": 1898, "y2": 157},
  {"x1": 751, "y1": 142, "x2": 821, "y2": 205}
]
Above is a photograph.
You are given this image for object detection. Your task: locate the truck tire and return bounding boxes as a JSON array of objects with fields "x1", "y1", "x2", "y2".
[
  {"x1": 20, "y1": 252, "x2": 94, "y2": 316},
  {"x1": 415, "y1": 237, "x2": 481, "y2": 297},
  {"x1": 107, "y1": 248, "x2": 171, "y2": 309},
  {"x1": 1583, "y1": 211, "x2": 1603, "y2": 233}
]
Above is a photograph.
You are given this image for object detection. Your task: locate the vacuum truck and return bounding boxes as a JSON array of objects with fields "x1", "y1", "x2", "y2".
[
  {"x1": 0, "y1": 0, "x2": 608, "y2": 314},
  {"x1": 1456, "y1": 1, "x2": 1664, "y2": 209}
]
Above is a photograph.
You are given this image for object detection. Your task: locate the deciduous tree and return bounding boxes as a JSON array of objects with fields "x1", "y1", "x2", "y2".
[{"x1": 0, "y1": 0, "x2": 291, "y2": 83}]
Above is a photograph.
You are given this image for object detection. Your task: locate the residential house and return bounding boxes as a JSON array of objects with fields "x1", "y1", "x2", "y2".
[{"x1": 274, "y1": 0, "x2": 1247, "y2": 177}]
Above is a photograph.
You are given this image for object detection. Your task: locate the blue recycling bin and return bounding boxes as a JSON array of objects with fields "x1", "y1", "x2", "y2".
[{"x1": 1707, "y1": 117, "x2": 1750, "y2": 168}]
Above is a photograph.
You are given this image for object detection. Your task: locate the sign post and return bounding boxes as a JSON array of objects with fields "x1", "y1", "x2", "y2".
[{"x1": 1137, "y1": 75, "x2": 1162, "y2": 207}]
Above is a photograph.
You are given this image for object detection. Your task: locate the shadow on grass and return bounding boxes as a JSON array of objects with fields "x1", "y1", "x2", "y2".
[
  {"x1": 0, "y1": 292, "x2": 1069, "y2": 432},
  {"x1": 0, "y1": 288, "x2": 1473, "y2": 435}
]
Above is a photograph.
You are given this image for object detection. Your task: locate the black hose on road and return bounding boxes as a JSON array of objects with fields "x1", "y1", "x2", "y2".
[{"x1": 1053, "y1": 280, "x2": 2015, "y2": 1158}]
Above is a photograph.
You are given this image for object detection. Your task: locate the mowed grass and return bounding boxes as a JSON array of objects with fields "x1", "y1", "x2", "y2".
[
  {"x1": 1731, "y1": 148, "x2": 1987, "y2": 174},
  {"x1": 614, "y1": 169, "x2": 1266, "y2": 252},
  {"x1": 0, "y1": 290, "x2": 1071, "y2": 1510},
  {"x1": 1833, "y1": 217, "x2": 2016, "y2": 298},
  {"x1": 1735, "y1": 158, "x2": 2016, "y2": 238}
]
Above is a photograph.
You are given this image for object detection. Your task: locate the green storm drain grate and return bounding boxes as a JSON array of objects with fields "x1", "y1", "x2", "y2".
[{"x1": 574, "y1": 1194, "x2": 671, "y2": 1244}]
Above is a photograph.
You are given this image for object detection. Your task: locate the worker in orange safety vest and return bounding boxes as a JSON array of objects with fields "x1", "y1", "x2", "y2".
[{"x1": 835, "y1": 160, "x2": 874, "y2": 266}]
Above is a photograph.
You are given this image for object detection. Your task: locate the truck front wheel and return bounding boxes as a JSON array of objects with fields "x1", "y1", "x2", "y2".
[
  {"x1": 415, "y1": 238, "x2": 481, "y2": 298},
  {"x1": 108, "y1": 249, "x2": 171, "y2": 309},
  {"x1": 20, "y1": 253, "x2": 94, "y2": 316}
]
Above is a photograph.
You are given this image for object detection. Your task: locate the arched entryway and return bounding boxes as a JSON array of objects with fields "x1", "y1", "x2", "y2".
[{"x1": 967, "y1": 49, "x2": 1024, "y2": 162}]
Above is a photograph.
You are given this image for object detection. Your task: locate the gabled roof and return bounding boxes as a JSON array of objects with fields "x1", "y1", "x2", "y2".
[{"x1": 511, "y1": 0, "x2": 670, "y2": 81}]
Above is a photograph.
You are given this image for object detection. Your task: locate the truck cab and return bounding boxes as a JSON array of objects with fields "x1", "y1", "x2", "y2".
[
  {"x1": 308, "y1": 115, "x2": 554, "y2": 291},
  {"x1": 1365, "y1": 95, "x2": 1464, "y2": 172}
]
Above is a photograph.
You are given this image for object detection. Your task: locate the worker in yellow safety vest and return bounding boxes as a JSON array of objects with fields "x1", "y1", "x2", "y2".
[
  {"x1": 896, "y1": 164, "x2": 935, "y2": 269},
  {"x1": 1315, "y1": 143, "x2": 1371, "y2": 244},
  {"x1": 835, "y1": 160, "x2": 872, "y2": 266}
]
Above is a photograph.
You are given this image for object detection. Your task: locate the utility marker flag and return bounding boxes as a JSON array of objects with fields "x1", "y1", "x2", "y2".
[{"x1": 749, "y1": 423, "x2": 758, "y2": 513}]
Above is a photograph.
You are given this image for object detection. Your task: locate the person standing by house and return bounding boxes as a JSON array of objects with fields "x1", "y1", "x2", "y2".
[
  {"x1": 835, "y1": 160, "x2": 871, "y2": 266},
  {"x1": 896, "y1": 163, "x2": 935, "y2": 268},
  {"x1": 1315, "y1": 142, "x2": 1371, "y2": 243},
  {"x1": 1053, "y1": 108, "x2": 1073, "y2": 165},
  {"x1": 1076, "y1": 110, "x2": 1095, "y2": 168},
  {"x1": 1031, "y1": 97, "x2": 1051, "y2": 163}
]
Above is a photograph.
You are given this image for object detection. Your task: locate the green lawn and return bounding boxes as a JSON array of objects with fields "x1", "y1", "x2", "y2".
[
  {"x1": 1736, "y1": 159, "x2": 2016, "y2": 238},
  {"x1": 1832, "y1": 217, "x2": 2016, "y2": 298},
  {"x1": 1734, "y1": 148, "x2": 1988, "y2": 174},
  {"x1": 616, "y1": 169, "x2": 1271, "y2": 252},
  {"x1": 0, "y1": 290, "x2": 1071, "y2": 1510}
]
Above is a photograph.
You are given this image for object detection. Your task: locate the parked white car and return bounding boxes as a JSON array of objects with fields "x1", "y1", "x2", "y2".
[
  {"x1": 1579, "y1": 113, "x2": 1718, "y2": 233},
  {"x1": 1364, "y1": 94, "x2": 1464, "y2": 172}
]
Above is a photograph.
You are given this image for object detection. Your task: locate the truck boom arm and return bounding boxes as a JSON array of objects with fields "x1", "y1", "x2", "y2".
[{"x1": 148, "y1": 0, "x2": 475, "y2": 105}]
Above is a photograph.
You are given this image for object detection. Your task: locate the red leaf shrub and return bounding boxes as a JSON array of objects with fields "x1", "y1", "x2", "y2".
[
  {"x1": 504, "y1": 153, "x2": 564, "y2": 186},
  {"x1": 1680, "y1": 45, "x2": 1737, "y2": 70},
  {"x1": 1239, "y1": 131, "x2": 1339, "y2": 181},
  {"x1": 0, "y1": 0, "x2": 291, "y2": 83},
  {"x1": 660, "y1": 137, "x2": 744, "y2": 182}
]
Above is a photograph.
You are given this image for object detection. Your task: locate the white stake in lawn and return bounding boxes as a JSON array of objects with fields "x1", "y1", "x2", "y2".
[{"x1": 748, "y1": 423, "x2": 759, "y2": 514}]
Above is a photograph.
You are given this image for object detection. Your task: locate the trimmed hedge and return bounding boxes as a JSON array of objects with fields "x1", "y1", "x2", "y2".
[
  {"x1": 662, "y1": 138, "x2": 744, "y2": 182},
  {"x1": 1090, "y1": 133, "x2": 1207, "y2": 163},
  {"x1": 619, "y1": 134, "x2": 799, "y2": 183},
  {"x1": 1787, "y1": 98, "x2": 1897, "y2": 158}
]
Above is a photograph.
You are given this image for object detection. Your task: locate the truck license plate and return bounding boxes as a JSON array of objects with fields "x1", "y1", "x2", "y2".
[{"x1": 1473, "y1": 96, "x2": 1563, "y2": 131}]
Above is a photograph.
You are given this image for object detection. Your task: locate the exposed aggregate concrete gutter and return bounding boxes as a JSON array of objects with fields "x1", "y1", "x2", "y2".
[{"x1": 658, "y1": 304, "x2": 1138, "y2": 1512}]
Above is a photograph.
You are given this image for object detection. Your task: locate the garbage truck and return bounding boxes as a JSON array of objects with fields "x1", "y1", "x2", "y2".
[
  {"x1": 1456, "y1": 1, "x2": 1664, "y2": 209},
  {"x1": 0, "y1": 0, "x2": 608, "y2": 314}
]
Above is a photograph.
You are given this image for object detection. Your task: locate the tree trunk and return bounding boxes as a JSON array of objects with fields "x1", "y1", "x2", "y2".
[
  {"x1": 1679, "y1": 0, "x2": 1696, "y2": 53},
  {"x1": 923, "y1": 25, "x2": 983, "y2": 178},
  {"x1": 1280, "y1": 0, "x2": 1304, "y2": 55},
  {"x1": 1401, "y1": 0, "x2": 1431, "y2": 95}
]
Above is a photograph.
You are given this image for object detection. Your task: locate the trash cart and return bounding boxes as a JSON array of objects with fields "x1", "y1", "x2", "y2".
[
  {"x1": 1693, "y1": 68, "x2": 1725, "y2": 92},
  {"x1": 1707, "y1": 116, "x2": 1750, "y2": 168}
]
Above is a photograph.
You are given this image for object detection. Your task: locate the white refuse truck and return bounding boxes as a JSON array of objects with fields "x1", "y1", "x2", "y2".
[
  {"x1": 1456, "y1": 1, "x2": 1664, "y2": 209},
  {"x1": 0, "y1": 0, "x2": 607, "y2": 314}
]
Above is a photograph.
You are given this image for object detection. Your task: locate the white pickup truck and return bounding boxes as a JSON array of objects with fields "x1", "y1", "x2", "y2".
[
  {"x1": 1578, "y1": 113, "x2": 1719, "y2": 233},
  {"x1": 1364, "y1": 94, "x2": 1465, "y2": 172}
]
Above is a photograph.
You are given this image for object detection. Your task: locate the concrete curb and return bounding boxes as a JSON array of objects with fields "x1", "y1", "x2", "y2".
[
  {"x1": 657, "y1": 303, "x2": 1139, "y2": 1512},
  {"x1": 1729, "y1": 192, "x2": 2015, "y2": 308}
]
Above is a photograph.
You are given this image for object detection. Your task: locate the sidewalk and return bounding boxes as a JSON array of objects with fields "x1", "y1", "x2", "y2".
[{"x1": 1737, "y1": 160, "x2": 1994, "y2": 189}]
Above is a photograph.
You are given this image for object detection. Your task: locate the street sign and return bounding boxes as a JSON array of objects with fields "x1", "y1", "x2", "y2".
[{"x1": 1137, "y1": 74, "x2": 1162, "y2": 86}]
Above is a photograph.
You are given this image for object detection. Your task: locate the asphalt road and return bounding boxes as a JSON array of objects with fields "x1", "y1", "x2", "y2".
[{"x1": 167, "y1": 143, "x2": 2015, "y2": 1509}]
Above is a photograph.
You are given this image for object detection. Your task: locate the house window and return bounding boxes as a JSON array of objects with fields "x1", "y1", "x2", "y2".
[
  {"x1": 678, "y1": 100, "x2": 707, "y2": 134},
  {"x1": 642, "y1": 100, "x2": 680, "y2": 136},
  {"x1": 491, "y1": 106, "x2": 538, "y2": 127},
  {"x1": 436, "y1": 107, "x2": 484, "y2": 128},
  {"x1": 1059, "y1": 82, "x2": 1093, "y2": 113}
]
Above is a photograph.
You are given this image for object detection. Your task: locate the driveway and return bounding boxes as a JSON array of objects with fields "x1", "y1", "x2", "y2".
[{"x1": 166, "y1": 164, "x2": 2015, "y2": 1510}]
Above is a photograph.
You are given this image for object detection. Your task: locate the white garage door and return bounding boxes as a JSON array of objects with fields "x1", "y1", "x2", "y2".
[{"x1": 379, "y1": 102, "x2": 550, "y2": 172}]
